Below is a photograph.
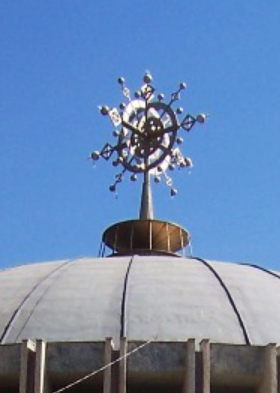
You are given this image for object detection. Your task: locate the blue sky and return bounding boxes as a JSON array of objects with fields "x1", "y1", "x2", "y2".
[{"x1": 0, "y1": 0, "x2": 280, "y2": 269}]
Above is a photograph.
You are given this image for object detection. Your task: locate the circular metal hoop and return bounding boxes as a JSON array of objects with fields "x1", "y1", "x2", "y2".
[{"x1": 119, "y1": 101, "x2": 179, "y2": 173}]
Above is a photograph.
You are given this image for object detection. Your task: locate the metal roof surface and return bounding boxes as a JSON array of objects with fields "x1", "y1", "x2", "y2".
[{"x1": 0, "y1": 256, "x2": 279, "y2": 345}]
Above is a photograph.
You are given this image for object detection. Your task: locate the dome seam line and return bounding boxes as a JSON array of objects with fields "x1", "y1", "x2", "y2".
[
  {"x1": 0, "y1": 258, "x2": 76, "y2": 344},
  {"x1": 241, "y1": 263, "x2": 280, "y2": 280},
  {"x1": 120, "y1": 255, "x2": 134, "y2": 338},
  {"x1": 191, "y1": 256, "x2": 251, "y2": 345}
]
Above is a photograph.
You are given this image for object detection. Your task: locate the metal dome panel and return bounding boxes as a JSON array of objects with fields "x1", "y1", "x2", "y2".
[
  {"x1": 0, "y1": 256, "x2": 279, "y2": 346},
  {"x1": 211, "y1": 261, "x2": 280, "y2": 345},
  {"x1": 124, "y1": 256, "x2": 246, "y2": 343},
  {"x1": 0, "y1": 258, "x2": 130, "y2": 344},
  {"x1": 0, "y1": 260, "x2": 68, "y2": 343}
]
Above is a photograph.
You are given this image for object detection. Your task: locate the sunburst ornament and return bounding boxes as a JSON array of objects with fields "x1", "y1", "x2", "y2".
[{"x1": 90, "y1": 72, "x2": 207, "y2": 197}]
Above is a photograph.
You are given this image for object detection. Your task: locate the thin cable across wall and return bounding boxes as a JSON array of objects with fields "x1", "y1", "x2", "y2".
[{"x1": 52, "y1": 339, "x2": 154, "y2": 393}]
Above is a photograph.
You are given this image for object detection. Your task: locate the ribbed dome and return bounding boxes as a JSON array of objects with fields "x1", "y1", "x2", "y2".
[{"x1": 0, "y1": 256, "x2": 279, "y2": 346}]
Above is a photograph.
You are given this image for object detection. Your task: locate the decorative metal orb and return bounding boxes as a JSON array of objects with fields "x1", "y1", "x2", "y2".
[
  {"x1": 154, "y1": 176, "x2": 161, "y2": 183},
  {"x1": 171, "y1": 188, "x2": 177, "y2": 197},
  {"x1": 169, "y1": 163, "x2": 175, "y2": 171},
  {"x1": 109, "y1": 185, "x2": 116, "y2": 192},
  {"x1": 91, "y1": 151, "x2": 100, "y2": 160},
  {"x1": 176, "y1": 137, "x2": 183, "y2": 145},
  {"x1": 197, "y1": 113, "x2": 207, "y2": 123},
  {"x1": 100, "y1": 106, "x2": 110, "y2": 116},
  {"x1": 158, "y1": 93, "x2": 164, "y2": 101},
  {"x1": 185, "y1": 157, "x2": 193, "y2": 167},
  {"x1": 180, "y1": 82, "x2": 187, "y2": 90},
  {"x1": 131, "y1": 174, "x2": 137, "y2": 181},
  {"x1": 176, "y1": 107, "x2": 184, "y2": 114},
  {"x1": 135, "y1": 91, "x2": 141, "y2": 98},
  {"x1": 118, "y1": 77, "x2": 125, "y2": 85},
  {"x1": 143, "y1": 72, "x2": 153, "y2": 84}
]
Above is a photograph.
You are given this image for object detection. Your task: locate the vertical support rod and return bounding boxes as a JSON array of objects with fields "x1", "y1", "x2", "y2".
[
  {"x1": 200, "y1": 340, "x2": 210, "y2": 393},
  {"x1": 277, "y1": 346, "x2": 280, "y2": 393},
  {"x1": 140, "y1": 171, "x2": 153, "y2": 220},
  {"x1": 103, "y1": 338, "x2": 112, "y2": 393},
  {"x1": 166, "y1": 223, "x2": 171, "y2": 252},
  {"x1": 183, "y1": 339, "x2": 196, "y2": 393},
  {"x1": 119, "y1": 337, "x2": 127, "y2": 393},
  {"x1": 259, "y1": 344, "x2": 277, "y2": 393},
  {"x1": 34, "y1": 340, "x2": 48, "y2": 393},
  {"x1": 20, "y1": 339, "x2": 36, "y2": 393},
  {"x1": 180, "y1": 227, "x2": 184, "y2": 257},
  {"x1": 149, "y1": 220, "x2": 153, "y2": 250},
  {"x1": 98, "y1": 241, "x2": 103, "y2": 257},
  {"x1": 102, "y1": 242, "x2": 106, "y2": 257}
]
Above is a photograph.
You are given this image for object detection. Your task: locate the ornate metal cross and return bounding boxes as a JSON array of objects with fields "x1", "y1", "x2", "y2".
[{"x1": 90, "y1": 72, "x2": 207, "y2": 219}]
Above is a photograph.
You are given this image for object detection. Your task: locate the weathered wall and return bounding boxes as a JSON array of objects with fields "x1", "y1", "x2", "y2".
[{"x1": 0, "y1": 339, "x2": 279, "y2": 393}]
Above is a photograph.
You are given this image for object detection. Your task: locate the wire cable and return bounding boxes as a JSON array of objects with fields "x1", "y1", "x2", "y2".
[{"x1": 52, "y1": 338, "x2": 154, "y2": 393}]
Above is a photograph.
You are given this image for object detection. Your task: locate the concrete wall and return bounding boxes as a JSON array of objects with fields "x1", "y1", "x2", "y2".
[{"x1": 0, "y1": 339, "x2": 278, "y2": 393}]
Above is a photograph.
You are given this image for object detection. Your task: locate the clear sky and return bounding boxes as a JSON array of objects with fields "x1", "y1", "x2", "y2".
[{"x1": 0, "y1": 0, "x2": 280, "y2": 270}]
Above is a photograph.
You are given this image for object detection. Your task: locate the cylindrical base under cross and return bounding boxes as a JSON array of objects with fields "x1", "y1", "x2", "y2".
[{"x1": 102, "y1": 219, "x2": 189, "y2": 256}]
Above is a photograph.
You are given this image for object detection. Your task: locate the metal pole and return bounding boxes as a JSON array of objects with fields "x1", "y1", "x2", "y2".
[{"x1": 139, "y1": 140, "x2": 154, "y2": 220}]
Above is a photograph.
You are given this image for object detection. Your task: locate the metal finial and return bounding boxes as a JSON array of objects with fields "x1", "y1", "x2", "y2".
[{"x1": 91, "y1": 73, "x2": 207, "y2": 219}]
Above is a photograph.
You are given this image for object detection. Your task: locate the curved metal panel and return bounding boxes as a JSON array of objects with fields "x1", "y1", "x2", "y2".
[
  {"x1": 0, "y1": 256, "x2": 280, "y2": 346},
  {"x1": 211, "y1": 261, "x2": 280, "y2": 345},
  {"x1": 124, "y1": 257, "x2": 247, "y2": 344},
  {"x1": 0, "y1": 261, "x2": 68, "y2": 343},
  {"x1": 1, "y1": 258, "x2": 130, "y2": 343}
]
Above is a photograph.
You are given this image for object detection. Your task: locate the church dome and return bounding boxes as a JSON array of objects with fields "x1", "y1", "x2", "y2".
[
  {"x1": 1, "y1": 255, "x2": 279, "y2": 346},
  {"x1": 1, "y1": 75, "x2": 279, "y2": 393}
]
